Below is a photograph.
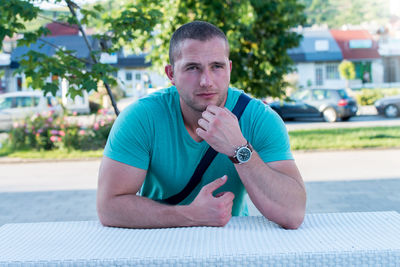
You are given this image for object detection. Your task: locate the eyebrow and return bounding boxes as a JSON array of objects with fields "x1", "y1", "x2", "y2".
[{"x1": 183, "y1": 61, "x2": 226, "y2": 67}]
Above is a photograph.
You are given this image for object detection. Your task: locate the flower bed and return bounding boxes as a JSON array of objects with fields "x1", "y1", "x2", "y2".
[{"x1": 8, "y1": 109, "x2": 115, "y2": 152}]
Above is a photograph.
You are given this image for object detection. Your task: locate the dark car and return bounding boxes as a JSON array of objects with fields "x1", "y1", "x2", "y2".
[
  {"x1": 374, "y1": 95, "x2": 400, "y2": 118},
  {"x1": 268, "y1": 88, "x2": 358, "y2": 122}
]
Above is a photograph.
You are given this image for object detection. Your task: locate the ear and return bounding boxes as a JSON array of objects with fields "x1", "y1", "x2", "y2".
[
  {"x1": 165, "y1": 64, "x2": 175, "y2": 85},
  {"x1": 229, "y1": 60, "x2": 232, "y2": 72}
]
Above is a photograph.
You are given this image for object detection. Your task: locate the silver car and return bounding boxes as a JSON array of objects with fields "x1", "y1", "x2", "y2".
[
  {"x1": 374, "y1": 95, "x2": 400, "y2": 118},
  {"x1": 0, "y1": 91, "x2": 62, "y2": 131}
]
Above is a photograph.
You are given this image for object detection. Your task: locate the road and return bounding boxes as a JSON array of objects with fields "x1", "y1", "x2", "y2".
[
  {"x1": 285, "y1": 115, "x2": 400, "y2": 131},
  {"x1": 1, "y1": 148, "x2": 399, "y2": 225}
]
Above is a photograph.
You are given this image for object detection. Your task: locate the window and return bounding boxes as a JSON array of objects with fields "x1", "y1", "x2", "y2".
[
  {"x1": 0, "y1": 97, "x2": 15, "y2": 109},
  {"x1": 17, "y1": 77, "x2": 23, "y2": 91},
  {"x1": 16, "y1": 97, "x2": 35, "y2": 108},
  {"x1": 315, "y1": 66, "x2": 323, "y2": 86},
  {"x1": 315, "y1": 40, "x2": 329, "y2": 51},
  {"x1": 135, "y1": 73, "x2": 141, "y2": 81},
  {"x1": 325, "y1": 64, "x2": 340, "y2": 80},
  {"x1": 125, "y1": 72, "x2": 132, "y2": 81}
]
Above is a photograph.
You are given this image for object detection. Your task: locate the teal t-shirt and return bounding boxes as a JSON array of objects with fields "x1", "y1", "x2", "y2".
[{"x1": 104, "y1": 86, "x2": 293, "y2": 216}]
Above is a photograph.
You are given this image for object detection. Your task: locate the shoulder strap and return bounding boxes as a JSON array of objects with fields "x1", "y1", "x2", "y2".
[{"x1": 162, "y1": 93, "x2": 252, "y2": 205}]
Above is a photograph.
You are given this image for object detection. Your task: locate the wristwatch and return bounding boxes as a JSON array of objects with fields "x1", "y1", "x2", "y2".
[{"x1": 229, "y1": 141, "x2": 253, "y2": 164}]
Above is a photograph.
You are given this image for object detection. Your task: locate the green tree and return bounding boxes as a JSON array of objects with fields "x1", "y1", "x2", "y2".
[
  {"x1": 0, "y1": 0, "x2": 162, "y2": 115},
  {"x1": 123, "y1": 0, "x2": 306, "y2": 98},
  {"x1": 338, "y1": 60, "x2": 356, "y2": 89},
  {"x1": 299, "y1": 0, "x2": 390, "y2": 28},
  {"x1": 1, "y1": 0, "x2": 305, "y2": 113}
]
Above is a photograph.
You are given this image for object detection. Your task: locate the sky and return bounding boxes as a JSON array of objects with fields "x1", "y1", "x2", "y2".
[{"x1": 390, "y1": 0, "x2": 400, "y2": 16}]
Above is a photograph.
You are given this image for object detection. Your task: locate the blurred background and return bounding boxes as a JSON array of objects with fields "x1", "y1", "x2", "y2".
[{"x1": 0, "y1": 0, "x2": 399, "y2": 225}]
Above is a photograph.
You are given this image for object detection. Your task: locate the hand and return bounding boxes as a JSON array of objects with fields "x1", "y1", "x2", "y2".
[
  {"x1": 186, "y1": 175, "x2": 235, "y2": 227},
  {"x1": 196, "y1": 105, "x2": 247, "y2": 156}
]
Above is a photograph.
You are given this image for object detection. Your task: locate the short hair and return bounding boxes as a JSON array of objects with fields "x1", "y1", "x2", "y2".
[{"x1": 169, "y1": 21, "x2": 229, "y2": 66}]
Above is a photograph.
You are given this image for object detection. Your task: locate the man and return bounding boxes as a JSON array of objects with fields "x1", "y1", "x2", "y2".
[{"x1": 97, "y1": 21, "x2": 306, "y2": 229}]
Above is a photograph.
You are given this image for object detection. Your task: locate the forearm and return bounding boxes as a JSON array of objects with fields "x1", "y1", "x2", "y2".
[
  {"x1": 97, "y1": 194, "x2": 195, "y2": 229},
  {"x1": 236, "y1": 152, "x2": 306, "y2": 229}
]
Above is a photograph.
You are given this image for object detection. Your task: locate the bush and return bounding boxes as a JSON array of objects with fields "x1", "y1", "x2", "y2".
[
  {"x1": 354, "y1": 88, "x2": 400, "y2": 106},
  {"x1": 7, "y1": 110, "x2": 115, "y2": 152}
]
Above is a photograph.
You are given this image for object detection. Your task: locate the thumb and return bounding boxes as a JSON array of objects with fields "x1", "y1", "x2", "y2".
[{"x1": 202, "y1": 175, "x2": 228, "y2": 195}]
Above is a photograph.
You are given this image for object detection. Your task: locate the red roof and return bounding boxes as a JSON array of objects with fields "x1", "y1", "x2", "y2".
[
  {"x1": 46, "y1": 22, "x2": 79, "y2": 36},
  {"x1": 330, "y1": 30, "x2": 380, "y2": 60}
]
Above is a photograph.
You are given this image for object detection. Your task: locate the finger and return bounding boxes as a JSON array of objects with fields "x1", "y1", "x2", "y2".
[
  {"x1": 206, "y1": 105, "x2": 223, "y2": 115},
  {"x1": 219, "y1": 191, "x2": 235, "y2": 203},
  {"x1": 198, "y1": 118, "x2": 209, "y2": 131},
  {"x1": 202, "y1": 110, "x2": 215, "y2": 122},
  {"x1": 202, "y1": 175, "x2": 228, "y2": 195},
  {"x1": 196, "y1": 127, "x2": 207, "y2": 139}
]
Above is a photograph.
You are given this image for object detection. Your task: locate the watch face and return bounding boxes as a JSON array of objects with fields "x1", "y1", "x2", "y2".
[{"x1": 237, "y1": 147, "x2": 252, "y2": 163}]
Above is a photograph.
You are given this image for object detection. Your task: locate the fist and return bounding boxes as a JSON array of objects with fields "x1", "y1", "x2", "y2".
[{"x1": 196, "y1": 105, "x2": 247, "y2": 156}]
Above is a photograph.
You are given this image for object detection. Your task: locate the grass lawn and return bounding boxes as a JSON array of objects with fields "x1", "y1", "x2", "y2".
[
  {"x1": 289, "y1": 126, "x2": 400, "y2": 151},
  {"x1": 1, "y1": 126, "x2": 399, "y2": 159},
  {"x1": 0, "y1": 148, "x2": 103, "y2": 160}
]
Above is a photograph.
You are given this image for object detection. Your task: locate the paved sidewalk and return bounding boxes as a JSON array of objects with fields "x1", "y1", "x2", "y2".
[{"x1": 0, "y1": 149, "x2": 399, "y2": 226}]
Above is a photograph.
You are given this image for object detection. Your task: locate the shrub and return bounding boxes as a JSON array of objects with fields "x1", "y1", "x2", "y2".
[
  {"x1": 7, "y1": 110, "x2": 115, "y2": 152},
  {"x1": 354, "y1": 88, "x2": 400, "y2": 106}
]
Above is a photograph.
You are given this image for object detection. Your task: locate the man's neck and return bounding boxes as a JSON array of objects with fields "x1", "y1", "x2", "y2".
[{"x1": 180, "y1": 103, "x2": 204, "y2": 143}]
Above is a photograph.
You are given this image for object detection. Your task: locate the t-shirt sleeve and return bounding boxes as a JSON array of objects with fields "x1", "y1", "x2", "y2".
[
  {"x1": 103, "y1": 100, "x2": 152, "y2": 170},
  {"x1": 244, "y1": 100, "x2": 293, "y2": 163}
]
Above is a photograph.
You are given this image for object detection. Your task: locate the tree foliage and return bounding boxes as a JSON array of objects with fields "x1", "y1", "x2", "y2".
[
  {"x1": 122, "y1": 0, "x2": 306, "y2": 98},
  {"x1": 299, "y1": 0, "x2": 390, "y2": 28},
  {"x1": 1, "y1": 0, "x2": 305, "y2": 112},
  {"x1": 339, "y1": 60, "x2": 356, "y2": 81}
]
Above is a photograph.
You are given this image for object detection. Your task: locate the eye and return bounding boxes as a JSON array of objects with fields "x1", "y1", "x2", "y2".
[
  {"x1": 186, "y1": 65, "x2": 198, "y2": 71},
  {"x1": 213, "y1": 64, "x2": 224, "y2": 69}
]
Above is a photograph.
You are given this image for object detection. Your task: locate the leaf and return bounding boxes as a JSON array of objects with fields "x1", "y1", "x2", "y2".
[{"x1": 42, "y1": 82, "x2": 60, "y2": 97}]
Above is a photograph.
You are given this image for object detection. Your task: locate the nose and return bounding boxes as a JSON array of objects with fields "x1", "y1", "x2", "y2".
[{"x1": 200, "y1": 69, "x2": 212, "y2": 88}]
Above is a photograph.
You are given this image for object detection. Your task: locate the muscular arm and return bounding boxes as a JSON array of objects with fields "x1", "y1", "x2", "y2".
[
  {"x1": 197, "y1": 105, "x2": 306, "y2": 229},
  {"x1": 235, "y1": 155, "x2": 306, "y2": 229},
  {"x1": 97, "y1": 156, "x2": 234, "y2": 228}
]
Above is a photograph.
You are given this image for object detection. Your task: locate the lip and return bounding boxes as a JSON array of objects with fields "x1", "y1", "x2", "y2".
[{"x1": 196, "y1": 92, "x2": 217, "y2": 98}]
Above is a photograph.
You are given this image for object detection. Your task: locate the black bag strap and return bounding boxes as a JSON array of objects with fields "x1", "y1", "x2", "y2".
[{"x1": 162, "y1": 93, "x2": 252, "y2": 205}]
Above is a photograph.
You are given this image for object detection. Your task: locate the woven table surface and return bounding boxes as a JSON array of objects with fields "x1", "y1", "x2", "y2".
[{"x1": 0, "y1": 211, "x2": 399, "y2": 266}]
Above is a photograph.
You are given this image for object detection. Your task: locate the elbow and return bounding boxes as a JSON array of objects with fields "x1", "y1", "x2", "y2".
[
  {"x1": 96, "y1": 197, "x2": 115, "y2": 227},
  {"x1": 281, "y1": 197, "x2": 306, "y2": 230}
]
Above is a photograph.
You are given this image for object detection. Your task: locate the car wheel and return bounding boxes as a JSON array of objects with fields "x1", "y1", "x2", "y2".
[
  {"x1": 384, "y1": 104, "x2": 399, "y2": 118},
  {"x1": 323, "y1": 108, "x2": 338, "y2": 122}
]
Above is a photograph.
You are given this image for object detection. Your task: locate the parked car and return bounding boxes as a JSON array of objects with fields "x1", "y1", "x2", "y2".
[
  {"x1": 374, "y1": 95, "x2": 400, "y2": 118},
  {"x1": 0, "y1": 91, "x2": 62, "y2": 131},
  {"x1": 267, "y1": 88, "x2": 358, "y2": 122}
]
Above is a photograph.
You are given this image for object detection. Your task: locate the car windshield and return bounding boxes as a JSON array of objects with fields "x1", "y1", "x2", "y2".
[
  {"x1": 0, "y1": 97, "x2": 15, "y2": 110},
  {"x1": 291, "y1": 90, "x2": 310, "y2": 101},
  {"x1": 337, "y1": 89, "x2": 349, "y2": 99}
]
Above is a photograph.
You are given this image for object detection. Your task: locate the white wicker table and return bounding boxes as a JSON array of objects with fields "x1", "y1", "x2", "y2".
[{"x1": 0, "y1": 211, "x2": 399, "y2": 266}]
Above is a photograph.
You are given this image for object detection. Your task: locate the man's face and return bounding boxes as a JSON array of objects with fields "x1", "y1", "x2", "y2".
[{"x1": 165, "y1": 37, "x2": 232, "y2": 113}]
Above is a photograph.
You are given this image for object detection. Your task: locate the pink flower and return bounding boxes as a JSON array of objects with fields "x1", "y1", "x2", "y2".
[
  {"x1": 47, "y1": 117, "x2": 53, "y2": 123},
  {"x1": 73, "y1": 111, "x2": 78, "y2": 116},
  {"x1": 59, "y1": 130, "x2": 65, "y2": 137},
  {"x1": 78, "y1": 130, "x2": 86, "y2": 136},
  {"x1": 50, "y1": 136, "x2": 57, "y2": 142},
  {"x1": 35, "y1": 133, "x2": 40, "y2": 138},
  {"x1": 57, "y1": 137, "x2": 62, "y2": 142},
  {"x1": 37, "y1": 129, "x2": 43, "y2": 134},
  {"x1": 100, "y1": 120, "x2": 105, "y2": 127},
  {"x1": 93, "y1": 123, "x2": 99, "y2": 131},
  {"x1": 50, "y1": 130, "x2": 58, "y2": 135},
  {"x1": 13, "y1": 122, "x2": 19, "y2": 128}
]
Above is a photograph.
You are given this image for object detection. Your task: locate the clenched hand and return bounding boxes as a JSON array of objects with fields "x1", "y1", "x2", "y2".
[
  {"x1": 196, "y1": 105, "x2": 247, "y2": 156},
  {"x1": 186, "y1": 175, "x2": 235, "y2": 227}
]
